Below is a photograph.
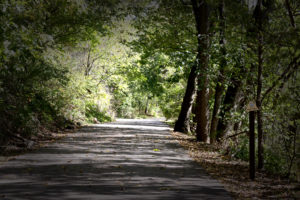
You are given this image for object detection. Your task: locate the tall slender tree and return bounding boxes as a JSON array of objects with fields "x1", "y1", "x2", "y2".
[
  {"x1": 210, "y1": 0, "x2": 226, "y2": 143},
  {"x1": 174, "y1": 65, "x2": 197, "y2": 133},
  {"x1": 191, "y1": 0, "x2": 210, "y2": 142}
]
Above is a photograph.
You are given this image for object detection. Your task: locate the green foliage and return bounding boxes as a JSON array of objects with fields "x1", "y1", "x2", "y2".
[
  {"x1": 160, "y1": 83, "x2": 185, "y2": 120},
  {"x1": 262, "y1": 72, "x2": 300, "y2": 178},
  {"x1": 0, "y1": 0, "x2": 299, "y2": 182},
  {"x1": 227, "y1": 136, "x2": 249, "y2": 161},
  {"x1": 0, "y1": 0, "x2": 117, "y2": 145},
  {"x1": 85, "y1": 102, "x2": 112, "y2": 123},
  {"x1": 264, "y1": 147, "x2": 287, "y2": 175}
]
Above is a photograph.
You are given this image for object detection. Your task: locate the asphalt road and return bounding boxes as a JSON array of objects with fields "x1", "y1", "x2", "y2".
[{"x1": 0, "y1": 119, "x2": 232, "y2": 200}]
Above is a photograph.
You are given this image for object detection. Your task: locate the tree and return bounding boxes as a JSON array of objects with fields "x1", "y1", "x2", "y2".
[
  {"x1": 129, "y1": 0, "x2": 197, "y2": 130},
  {"x1": 174, "y1": 65, "x2": 197, "y2": 133},
  {"x1": 253, "y1": 0, "x2": 265, "y2": 170},
  {"x1": 210, "y1": 0, "x2": 226, "y2": 143},
  {"x1": 191, "y1": 0, "x2": 210, "y2": 142},
  {"x1": 0, "y1": 0, "x2": 118, "y2": 144}
]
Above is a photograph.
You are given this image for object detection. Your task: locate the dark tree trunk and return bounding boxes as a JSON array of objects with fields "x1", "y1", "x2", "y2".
[
  {"x1": 195, "y1": 77, "x2": 210, "y2": 142},
  {"x1": 210, "y1": 0, "x2": 226, "y2": 144},
  {"x1": 216, "y1": 54, "x2": 247, "y2": 141},
  {"x1": 257, "y1": 38, "x2": 263, "y2": 170},
  {"x1": 285, "y1": 0, "x2": 295, "y2": 28},
  {"x1": 191, "y1": 0, "x2": 210, "y2": 142},
  {"x1": 191, "y1": 99, "x2": 197, "y2": 132},
  {"x1": 210, "y1": 74, "x2": 225, "y2": 142},
  {"x1": 174, "y1": 64, "x2": 197, "y2": 133},
  {"x1": 216, "y1": 79, "x2": 242, "y2": 140},
  {"x1": 85, "y1": 47, "x2": 92, "y2": 76},
  {"x1": 254, "y1": 0, "x2": 264, "y2": 170},
  {"x1": 145, "y1": 96, "x2": 149, "y2": 115}
]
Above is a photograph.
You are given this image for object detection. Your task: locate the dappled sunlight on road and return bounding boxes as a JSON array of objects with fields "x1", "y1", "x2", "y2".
[
  {"x1": 94, "y1": 123, "x2": 171, "y2": 131},
  {"x1": 94, "y1": 118, "x2": 171, "y2": 131},
  {"x1": 0, "y1": 119, "x2": 232, "y2": 200}
]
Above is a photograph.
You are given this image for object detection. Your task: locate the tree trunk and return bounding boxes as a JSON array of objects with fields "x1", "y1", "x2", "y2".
[
  {"x1": 85, "y1": 46, "x2": 92, "y2": 76},
  {"x1": 297, "y1": 125, "x2": 300, "y2": 182},
  {"x1": 210, "y1": 74, "x2": 225, "y2": 142},
  {"x1": 210, "y1": 0, "x2": 226, "y2": 144},
  {"x1": 191, "y1": 99, "x2": 197, "y2": 132},
  {"x1": 145, "y1": 96, "x2": 149, "y2": 115},
  {"x1": 254, "y1": 0, "x2": 264, "y2": 170},
  {"x1": 285, "y1": 0, "x2": 295, "y2": 28},
  {"x1": 174, "y1": 64, "x2": 197, "y2": 133},
  {"x1": 216, "y1": 82, "x2": 243, "y2": 140},
  {"x1": 216, "y1": 61, "x2": 247, "y2": 141},
  {"x1": 257, "y1": 36, "x2": 264, "y2": 170},
  {"x1": 191, "y1": 0, "x2": 210, "y2": 142},
  {"x1": 195, "y1": 77, "x2": 210, "y2": 142}
]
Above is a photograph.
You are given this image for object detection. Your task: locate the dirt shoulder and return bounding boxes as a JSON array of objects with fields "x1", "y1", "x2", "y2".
[
  {"x1": 171, "y1": 131, "x2": 299, "y2": 200},
  {"x1": 0, "y1": 128, "x2": 75, "y2": 158}
]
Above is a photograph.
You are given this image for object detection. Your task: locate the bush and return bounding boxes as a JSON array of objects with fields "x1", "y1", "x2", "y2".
[
  {"x1": 227, "y1": 136, "x2": 249, "y2": 161},
  {"x1": 85, "y1": 103, "x2": 112, "y2": 123},
  {"x1": 264, "y1": 147, "x2": 286, "y2": 175}
]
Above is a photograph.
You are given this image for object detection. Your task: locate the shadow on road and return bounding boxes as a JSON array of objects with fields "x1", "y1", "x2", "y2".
[{"x1": 0, "y1": 119, "x2": 232, "y2": 200}]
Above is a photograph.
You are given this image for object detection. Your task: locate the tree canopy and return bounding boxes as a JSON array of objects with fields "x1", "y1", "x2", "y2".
[{"x1": 0, "y1": 0, "x2": 299, "y2": 181}]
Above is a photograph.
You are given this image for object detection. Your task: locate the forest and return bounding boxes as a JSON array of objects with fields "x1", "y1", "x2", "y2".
[{"x1": 0, "y1": 0, "x2": 299, "y2": 197}]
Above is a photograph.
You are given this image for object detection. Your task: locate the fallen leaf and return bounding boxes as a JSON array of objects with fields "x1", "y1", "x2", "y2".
[{"x1": 160, "y1": 187, "x2": 171, "y2": 191}]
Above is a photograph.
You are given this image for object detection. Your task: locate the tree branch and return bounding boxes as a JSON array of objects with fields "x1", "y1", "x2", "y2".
[
  {"x1": 180, "y1": 0, "x2": 192, "y2": 6},
  {"x1": 285, "y1": 0, "x2": 296, "y2": 28},
  {"x1": 226, "y1": 131, "x2": 248, "y2": 139},
  {"x1": 262, "y1": 55, "x2": 300, "y2": 102}
]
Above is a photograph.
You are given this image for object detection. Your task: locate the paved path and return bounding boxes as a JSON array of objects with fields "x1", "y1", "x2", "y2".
[{"x1": 0, "y1": 119, "x2": 232, "y2": 200}]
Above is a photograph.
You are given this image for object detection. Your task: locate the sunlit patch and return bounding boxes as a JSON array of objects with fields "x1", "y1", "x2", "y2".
[
  {"x1": 93, "y1": 119, "x2": 171, "y2": 131},
  {"x1": 94, "y1": 124, "x2": 171, "y2": 130}
]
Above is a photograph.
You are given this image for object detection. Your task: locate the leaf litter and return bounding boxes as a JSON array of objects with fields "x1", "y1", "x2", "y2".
[{"x1": 171, "y1": 131, "x2": 299, "y2": 200}]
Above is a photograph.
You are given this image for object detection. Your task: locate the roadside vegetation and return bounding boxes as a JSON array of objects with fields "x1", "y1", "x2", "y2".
[{"x1": 0, "y1": 0, "x2": 299, "y2": 189}]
